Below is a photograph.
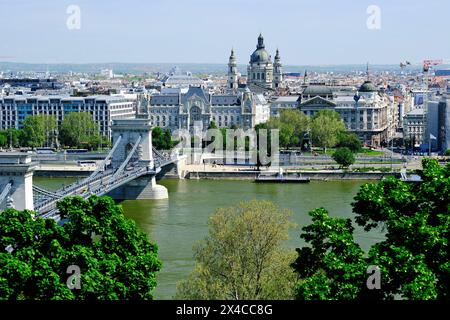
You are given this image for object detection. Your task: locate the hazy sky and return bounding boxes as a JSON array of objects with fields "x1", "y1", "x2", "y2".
[{"x1": 1, "y1": 0, "x2": 449, "y2": 65}]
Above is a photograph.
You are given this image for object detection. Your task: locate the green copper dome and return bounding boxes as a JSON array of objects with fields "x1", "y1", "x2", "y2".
[
  {"x1": 250, "y1": 49, "x2": 270, "y2": 63},
  {"x1": 250, "y1": 34, "x2": 271, "y2": 64},
  {"x1": 359, "y1": 80, "x2": 377, "y2": 92}
]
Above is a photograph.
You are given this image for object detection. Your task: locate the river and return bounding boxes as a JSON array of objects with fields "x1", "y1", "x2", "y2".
[{"x1": 34, "y1": 177, "x2": 383, "y2": 300}]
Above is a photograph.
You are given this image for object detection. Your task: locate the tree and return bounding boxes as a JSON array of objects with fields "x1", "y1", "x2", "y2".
[
  {"x1": 291, "y1": 208, "x2": 369, "y2": 300},
  {"x1": 21, "y1": 115, "x2": 57, "y2": 148},
  {"x1": 60, "y1": 112, "x2": 99, "y2": 149},
  {"x1": 332, "y1": 147, "x2": 355, "y2": 168},
  {"x1": 337, "y1": 132, "x2": 362, "y2": 153},
  {"x1": 152, "y1": 127, "x2": 177, "y2": 150},
  {"x1": 208, "y1": 121, "x2": 217, "y2": 129},
  {"x1": 352, "y1": 158, "x2": 449, "y2": 300},
  {"x1": 292, "y1": 159, "x2": 449, "y2": 300},
  {"x1": 176, "y1": 200, "x2": 296, "y2": 300},
  {"x1": 21, "y1": 115, "x2": 45, "y2": 148},
  {"x1": 2, "y1": 128, "x2": 22, "y2": 148},
  {"x1": 0, "y1": 131, "x2": 7, "y2": 148},
  {"x1": 267, "y1": 109, "x2": 310, "y2": 149},
  {"x1": 311, "y1": 110, "x2": 345, "y2": 153},
  {"x1": 0, "y1": 195, "x2": 161, "y2": 300}
]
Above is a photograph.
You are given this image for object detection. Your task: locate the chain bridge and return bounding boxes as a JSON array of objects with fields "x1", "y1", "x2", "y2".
[{"x1": 0, "y1": 119, "x2": 181, "y2": 220}]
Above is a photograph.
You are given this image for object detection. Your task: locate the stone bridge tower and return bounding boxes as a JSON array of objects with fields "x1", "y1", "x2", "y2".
[
  {"x1": 109, "y1": 119, "x2": 168, "y2": 200},
  {"x1": 0, "y1": 154, "x2": 37, "y2": 212}
]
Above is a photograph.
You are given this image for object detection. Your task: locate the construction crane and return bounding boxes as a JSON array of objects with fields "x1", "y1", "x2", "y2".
[{"x1": 399, "y1": 61, "x2": 411, "y2": 69}]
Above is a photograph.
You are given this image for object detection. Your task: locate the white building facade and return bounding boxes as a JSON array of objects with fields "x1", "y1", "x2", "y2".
[
  {"x1": 147, "y1": 86, "x2": 269, "y2": 131},
  {"x1": 0, "y1": 95, "x2": 136, "y2": 139}
]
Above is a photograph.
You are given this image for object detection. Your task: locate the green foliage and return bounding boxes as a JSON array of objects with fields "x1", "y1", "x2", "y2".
[
  {"x1": 352, "y1": 159, "x2": 449, "y2": 300},
  {"x1": 176, "y1": 200, "x2": 296, "y2": 300},
  {"x1": 21, "y1": 115, "x2": 57, "y2": 148},
  {"x1": 332, "y1": 147, "x2": 356, "y2": 168},
  {"x1": 152, "y1": 127, "x2": 177, "y2": 150},
  {"x1": 445, "y1": 149, "x2": 450, "y2": 156},
  {"x1": 208, "y1": 121, "x2": 217, "y2": 129},
  {"x1": 311, "y1": 110, "x2": 346, "y2": 151},
  {"x1": 0, "y1": 128, "x2": 22, "y2": 148},
  {"x1": 0, "y1": 132, "x2": 7, "y2": 147},
  {"x1": 337, "y1": 132, "x2": 362, "y2": 153},
  {"x1": 60, "y1": 112, "x2": 100, "y2": 150},
  {"x1": 292, "y1": 208, "x2": 369, "y2": 300},
  {"x1": 293, "y1": 159, "x2": 449, "y2": 300},
  {"x1": 267, "y1": 109, "x2": 310, "y2": 149},
  {"x1": 0, "y1": 195, "x2": 161, "y2": 300}
]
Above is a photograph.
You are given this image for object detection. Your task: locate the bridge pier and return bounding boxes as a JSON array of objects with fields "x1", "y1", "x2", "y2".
[
  {"x1": 0, "y1": 153, "x2": 37, "y2": 211},
  {"x1": 109, "y1": 119, "x2": 169, "y2": 200},
  {"x1": 107, "y1": 175, "x2": 168, "y2": 200}
]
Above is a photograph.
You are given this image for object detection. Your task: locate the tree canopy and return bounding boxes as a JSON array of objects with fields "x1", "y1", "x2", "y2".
[
  {"x1": 292, "y1": 208, "x2": 368, "y2": 300},
  {"x1": 293, "y1": 159, "x2": 449, "y2": 300},
  {"x1": 21, "y1": 115, "x2": 57, "y2": 148},
  {"x1": 0, "y1": 195, "x2": 161, "y2": 300},
  {"x1": 332, "y1": 147, "x2": 356, "y2": 168},
  {"x1": 176, "y1": 200, "x2": 296, "y2": 300},
  {"x1": 60, "y1": 112, "x2": 101, "y2": 150},
  {"x1": 267, "y1": 109, "x2": 310, "y2": 149},
  {"x1": 152, "y1": 127, "x2": 177, "y2": 150},
  {"x1": 0, "y1": 128, "x2": 22, "y2": 148},
  {"x1": 337, "y1": 132, "x2": 362, "y2": 153},
  {"x1": 311, "y1": 110, "x2": 346, "y2": 152},
  {"x1": 353, "y1": 158, "x2": 449, "y2": 299}
]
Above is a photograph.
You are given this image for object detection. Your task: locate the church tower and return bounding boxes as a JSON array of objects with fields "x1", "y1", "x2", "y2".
[
  {"x1": 273, "y1": 49, "x2": 283, "y2": 89},
  {"x1": 247, "y1": 34, "x2": 273, "y2": 91},
  {"x1": 227, "y1": 48, "x2": 239, "y2": 92}
]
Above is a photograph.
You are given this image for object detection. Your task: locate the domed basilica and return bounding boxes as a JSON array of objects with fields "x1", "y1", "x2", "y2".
[{"x1": 227, "y1": 34, "x2": 283, "y2": 93}]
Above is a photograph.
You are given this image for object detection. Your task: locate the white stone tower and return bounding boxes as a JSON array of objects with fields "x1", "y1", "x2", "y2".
[
  {"x1": 0, "y1": 154, "x2": 37, "y2": 212},
  {"x1": 227, "y1": 49, "x2": 239, "y2": 92},
  {"x1": 273, "y1": 49, "x2": 283, "y2": 89},
  {"x1": 247, "y1": 34, "x2": 274, "y2": 90}
]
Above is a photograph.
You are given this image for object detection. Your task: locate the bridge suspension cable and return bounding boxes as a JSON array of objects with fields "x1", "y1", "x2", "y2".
[
  {"x1": 87, "y1": 135, "x2": 122, "y2": 181},
  {"x1": 112, "y1": 135, "x2": 142, "y2": 179},
  {"x1": 0, "y1": 182, "x2": 12, "y2": 206},
  {"x1": 32, "y1": 185, "x2": 61, "y2": 199}
]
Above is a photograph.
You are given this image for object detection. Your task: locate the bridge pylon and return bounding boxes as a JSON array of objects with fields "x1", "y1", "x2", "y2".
[
  {"x1": 109, "y1": 119, "x2": 168, "y2": 200},
  {"x1": 0, "y1": 153, "x2": 37, "y2": 211}
]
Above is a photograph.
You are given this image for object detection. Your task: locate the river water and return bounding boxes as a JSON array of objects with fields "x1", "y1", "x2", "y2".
[{"x1": 34, "y1": 177, "x2": 383, "y2": 300}]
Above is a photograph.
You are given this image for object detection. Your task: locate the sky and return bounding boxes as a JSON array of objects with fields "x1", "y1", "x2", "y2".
[{"x1": 1, "y1": 0, "x2": 449, "y2": 65}]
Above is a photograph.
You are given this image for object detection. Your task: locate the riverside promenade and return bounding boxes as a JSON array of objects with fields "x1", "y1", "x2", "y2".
[{"x1": 178, "y1": 163, "x2": 408, "y2": 181}]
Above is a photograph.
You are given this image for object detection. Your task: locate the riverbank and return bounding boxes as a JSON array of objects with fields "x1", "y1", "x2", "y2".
[
  {"x1": 34, "y1": 163, "x2": 93, "y2": 177},
  {"x1": 184, "y1": 170, "x2": 397, "y2": 181}
]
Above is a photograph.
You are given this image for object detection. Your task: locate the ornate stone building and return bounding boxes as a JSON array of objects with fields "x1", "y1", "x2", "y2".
[
  {"x1": 228, "y1": 34, "x2": 284, "y2": 93},
  {"x1": 276, "y1": 80, "x2": 396, "y2": 147},
  {"x1": 146, "y1": 86, "x2": 269, "y2": 131},
  {"x1": 227, "y1": 49, "x2": 239, "y2": 92}
]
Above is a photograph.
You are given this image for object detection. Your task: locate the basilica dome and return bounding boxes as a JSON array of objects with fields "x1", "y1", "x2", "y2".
[{"x1": 250, "y1": 34, "x2": 271, "y2": 64}]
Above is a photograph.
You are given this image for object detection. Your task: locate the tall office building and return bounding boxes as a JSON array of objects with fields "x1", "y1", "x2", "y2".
[
  {"x1": 0, "y1": 95, "x2": 136, "y2": 139},
  {"x1": 438, "y1": 95, "x2": 450, "y2": 152}
]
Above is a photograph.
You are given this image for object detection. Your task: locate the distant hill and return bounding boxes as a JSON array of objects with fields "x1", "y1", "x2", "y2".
[{"x1": 0, "y1": 61, "x2": 436, "y2": 76}]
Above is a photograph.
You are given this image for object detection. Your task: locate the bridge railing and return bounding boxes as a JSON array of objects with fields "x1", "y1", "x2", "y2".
[
  {"x1": 35, "y1": 146, "x2": 178, "y2": 217},
  {"x1": 36, "y1": 164, "x2": 156, "y2": 216}
]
